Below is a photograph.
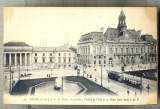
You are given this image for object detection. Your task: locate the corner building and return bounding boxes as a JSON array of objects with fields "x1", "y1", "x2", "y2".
[{"x1": 77, "y1": 10, "x2": 157, "y2": 67}]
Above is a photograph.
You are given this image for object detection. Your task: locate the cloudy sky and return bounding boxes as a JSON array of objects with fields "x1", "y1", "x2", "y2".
[{"x1": 4, "y1": 7, "x2": 157, "y2": 47}]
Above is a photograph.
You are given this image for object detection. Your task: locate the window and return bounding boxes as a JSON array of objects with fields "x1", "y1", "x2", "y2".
[
  {"x1": 104, "y1": 56, "x2": 106, "y2": 58},
  {"x1": 50, "y1": 58, "x2": 52, "y2": 62},
  {"x1": 94, "y1": 61, "x2": 96, "y2": 64},
  {"x1": 43, "y1": 58, "x2": 45, "y2": 63},
  {"x1": 99, "y1": 60, "x2": 101, "y2": 64},
  {"x1": 131, "y1": 48, "x2": 133, "y2": 53},
  {"x1": 110, "y1": 48, "x2": 112, "y2": 54},
  {"x1": 69, "y1": 53, "x2": 71, "y2": 56},
  {"x1": 35, "y1": 53, "x2": 37, "y2": 56},
  {"x1": 148, "y1": 47, "x2": 150, "y2": 53},
  {"x1": 50, "y1": 53, "x2": 52, "y2": 56},
  {"x1": 58, "y1": 57, "x2": 61, "y2": 63},
  {"x1": 121, "y1": 48, "x2": 123, "y2": 53},
  {"x1": 99, "y1": 56, "x2": 101, "y2": 59},
  {"x1": 35, "y1": 59, "x2": 37, "y2": 63},
  {"x1": 59, "y1": 53, "x2": 61, "y2": 56},
  {"x1": 64, "y1": 53, "x2": 66, "y2": 56},
  {"x1": 136, "y1": 48, "x2": 138, "y2": 53},
  {"x1": 94, "y1": 56, "x2": 96, "y2": 59},
  {"x1": 115, "y1": 48, "x2": 118, "y2": 53},
  {"x1": 104, "y1": 60, "x2": 106, "y2": 64},
  {"x1": 68, "y1": 57, "x2": 71, "y2": 63},
  {"x1": 126, "y1": 48, "x2": 128, "y2": 53},
  {"x1": 43, "y1": 53, "x2": 45, "y2": 56},
  {"x1": 63, "y1": 57, "x2": 66, "y2": 63},
  {"x1": 141, "y1": 48, "x2": 143, "y2": 53}
]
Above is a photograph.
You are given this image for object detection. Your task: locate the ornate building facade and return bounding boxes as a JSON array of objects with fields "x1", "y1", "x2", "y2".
[
  {"x1": 3, "y1": 41, "x2": 76, "y2": 70},
  {"x1": 77, "y1": 10, "x2": 157, "y2": 67}
]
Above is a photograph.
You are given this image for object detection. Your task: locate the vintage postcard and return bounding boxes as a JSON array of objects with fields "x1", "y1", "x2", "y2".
[{"x1": 3, "y1": 7, "x2": 158, "y2": 105}]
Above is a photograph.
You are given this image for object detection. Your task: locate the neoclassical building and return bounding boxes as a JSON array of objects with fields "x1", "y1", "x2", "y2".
[
  {"x1": 3, "y1": 41, "x2": 77, "y2": 70},
  {"x1": 77, "y1": 10, "x2": 157, "y2": 67}
]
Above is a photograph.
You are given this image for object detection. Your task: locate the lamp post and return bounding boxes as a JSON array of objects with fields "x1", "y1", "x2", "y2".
[
  {"x1": 51, "y1": 68, "x2": 53, "y2": 76},
  {"x1": 101, "y1": 63, "x2": 102, "y2": 86},
  {"x1": 62, "y1": 77, "x2": 63, "y2": 95},
  {"x1": 18, "y1": 63, "x2": 20, "y2": 81},
  {"x1": 9, "y1": 65, "x2": 12, "y2": 93},
  {"x1": 9, "y1": 65, "x2": 14, "y2": 94}
]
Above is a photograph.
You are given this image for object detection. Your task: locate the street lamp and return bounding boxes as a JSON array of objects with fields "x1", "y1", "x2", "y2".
[
  {"x1": 9, "y1": 65, "x2": 14, "y2": 94},
  {"x1": 51, "y1": 68, "x2": 53, "y2": 76},
  {"x1": 18, "y1": 63, "x2": 20, "y2": 81},
  {"x1": 100, "y1": 63, "x2": 102, "y2": 86}
]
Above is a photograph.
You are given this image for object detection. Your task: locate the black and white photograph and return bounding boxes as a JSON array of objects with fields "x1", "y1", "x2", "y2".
[{"x1": 3, "y1": 7, "x2": 158, "y2": 105}]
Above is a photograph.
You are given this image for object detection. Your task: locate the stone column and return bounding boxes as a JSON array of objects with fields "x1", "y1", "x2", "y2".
[
  {"x1": 15, "y1": 53, "x2": 17, "y2": 66},
  {"x1": 9, "y1": 53, "x2": 11, "y2": 66},
  {"x1": 29, "y1": 53, "x2": 31, "y2": 65},
  {"x1": 3, "y1": 53, "x2": 6, "y2": 66},
  {"x1": 20, "y1": 53, "x2": 22, "y2": 65},
  {"x1": 25, "y1": 53, "x2": 27, "y2": 65}
]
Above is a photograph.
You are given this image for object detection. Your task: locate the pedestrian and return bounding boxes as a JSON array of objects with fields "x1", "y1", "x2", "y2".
[
  {"x1": 95, "y1": 77, "x2": 97, "y2": 82},
  {"x1": 127, "y1": 90, "x2": 130, "y2": 96}
]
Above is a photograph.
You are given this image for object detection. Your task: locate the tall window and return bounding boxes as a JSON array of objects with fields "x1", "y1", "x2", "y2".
[
  {"x1": 126, "y1": 48, "x2": 128, "y2": 53},
  {"x1": 35, "y1": 53, "x2": 37, "y2": 56},
  {"x1": 35, "y1": 59, "x2": 37, "y2": 63},
  {"x1": 43, "y1": 58, "x2": 45, "y2": 63},
  {"x1": 68, "y1": 57, "x2": 71, "y2": 63},
  {"x1": 148, "y1": 47, "x2": 150, "y2": 53},
  {"x1": 43, "y1": 53, "x2": 45, "y2": 56},
  {"x1": 59, "y1": 53, "x2": 61, "y2": 56},
  {"x1": 50, "y1": 58, "x2": 52, "y2": 62},
  {"x1": 115, "y1": 48, "x2": 118, "y2": 53},
  {"x1": 64, "y1": 53, "x2": 66, "y2": 56},
  {"x1": 50, "y1": 53, "x2": 52, "y2": 56},
  {"x1": 131, "y1": 48, "x2": 133, "y2": 53},
  {"x1": 58, "y1": 57, "x2": 61, "y2": 63},
  {"x1": 69, "y1": 53, "x2": 71, "y2": 56},
  {"x1": 104, "y1": 60, "x2": 106, "y2": 64},
  {"x1": 99, "y1": 60, "x2": 101, "y2": 64},
  {"x1": 63, "y1": 57, "x2": 66, "y2": 63},
  {"x1": 136, "y1": 48, "x2": 138, "y2": 53},
  {"x1": 141, "y1": 48, "x2": 143, "y2": 53},
  {"x1": 121, "y1": 48, "x2": 123, "y2": 53},
  {"x1": 110, "y1": 48, "x2": 112, "y2": 54}
]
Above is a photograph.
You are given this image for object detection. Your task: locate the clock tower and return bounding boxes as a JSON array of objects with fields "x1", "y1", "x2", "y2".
[{"x1": 117, "y1": 9, "x2": 127, "y2": 36}]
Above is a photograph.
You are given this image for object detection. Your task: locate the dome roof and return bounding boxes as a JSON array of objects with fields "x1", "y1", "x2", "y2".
[{"x1": 4, "y1": 41, "x2": 30, "y2": 46}]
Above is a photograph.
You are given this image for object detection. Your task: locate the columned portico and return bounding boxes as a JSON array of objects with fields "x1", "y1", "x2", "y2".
[
  {"x1": 20, "y1": 53, "x2": 22, "y2": 65},
  {"x1": 14, "y1": 53, "x2": 17, "y2": 66},
  {"x1": 3, "y1": 54, "x2": 6, "y2": 66},
  {"x1": 4, "y1": 52, "x2": 32, "y2": 67},
  {"x1": 25, "y1": 53, "x2": 27, "y2": 65},
  {"x1": 9, "y1": 53, "x2": 11, "y2": 65}
]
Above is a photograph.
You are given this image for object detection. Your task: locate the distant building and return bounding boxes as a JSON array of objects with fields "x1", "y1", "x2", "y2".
[
  {"x1": 77, "y1": 10, "x2": 157, "y2": 67},
  {"x1": 3, "y1": 41, "x2": 76, "y2": 70}
]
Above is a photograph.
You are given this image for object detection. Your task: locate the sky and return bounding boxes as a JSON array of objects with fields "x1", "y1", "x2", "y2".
[{"x1": 4, "y1": 7, "x2": 157, "y2": 47}]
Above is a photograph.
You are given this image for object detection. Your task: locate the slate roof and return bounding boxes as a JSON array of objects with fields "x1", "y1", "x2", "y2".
[
  {"x1": 55, "y1": 46, "x2": 72, "y2": 52},
  {"x1": 104, "y1": 28, "x2": 142, "y2": 41},
  {"x1": 141, "y1": 35, "x2": 157, "y2": 43},
  {"x1": 69, "y1": 47, "x2": 77, "y2": 53},
  {"x1": 78, "y1": 32, "x2": 103, "y2": 43},
  {"x1": 4, "y1": 41, "x2": 30, "y2": 46}
]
